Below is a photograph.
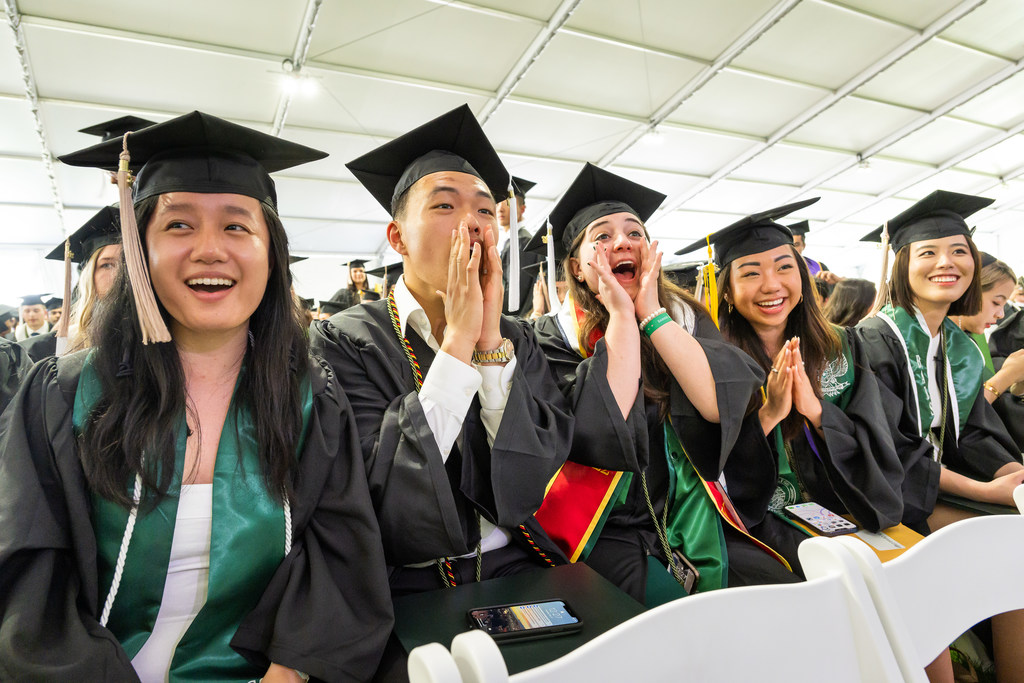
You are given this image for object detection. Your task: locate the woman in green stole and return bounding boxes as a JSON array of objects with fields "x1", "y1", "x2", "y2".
[
  {"x1": 854, "y1": 191, "x2": 1024, "y2": 683},
  {"x1": 527, "y1": 164, "x2": 796, "y2": 605},
  {"x1": 0, "y1": 112, "x2": 393, "y2": 682},
  {"x1": 682, "y1": 203, "x2": 904, "y2": 547},
  {"x1": 955, "y1": 254, "x2": 1024, "y2": 452}
]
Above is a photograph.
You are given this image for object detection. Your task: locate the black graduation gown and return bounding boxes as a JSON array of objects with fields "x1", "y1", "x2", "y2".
[
  {"x1": 0, "y1": 337, "x2": 30, "y2": 415},
  {"x1": 501, "y1": 228, "x2": 544, "y2": 317},
  {"x1": 988, "y1": 303, "x2": 1024, "y2": 359},
  {"x1": 531, "y1": 310, "x2": 787, "y2": 598},
  {"x1": 330, "y1": 287, "x2": 381, "y2": 307},
  {"x1": 854, "y1": 316, "x2": 1020, "y2": 530},
  {"x1": 17, "y1": 329, "x2": 57, "y2": 363},
  {"x1": 0, "y1": 354, "x2": 394, "y2": 682},
  {"x1": 775, "y1": 328, "x2": 904, "y2": 532},
  {"x1": 309, "y1": 301, "x2": 574, "y2": 569}
]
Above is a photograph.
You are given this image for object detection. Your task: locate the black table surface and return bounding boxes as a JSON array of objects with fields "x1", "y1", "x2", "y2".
[{"x1": 393, "y1": 563, "x2": 645, "y2": 674}]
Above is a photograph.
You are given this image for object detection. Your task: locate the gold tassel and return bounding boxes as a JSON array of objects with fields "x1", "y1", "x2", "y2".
[
  {"x1": 118, "y1": 133, "x2": 171, "y2": 344},
  {"x1": 55, "y1": 239, "x2": 72, "y2": 340},
  {"x1": 701, "y1": 235, "x2": 720, "y2": 329}
]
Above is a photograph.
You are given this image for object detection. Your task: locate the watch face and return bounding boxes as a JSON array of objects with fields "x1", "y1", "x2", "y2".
[{"x1": 501, "y1": 338, "x2": 515, "y2": 360}]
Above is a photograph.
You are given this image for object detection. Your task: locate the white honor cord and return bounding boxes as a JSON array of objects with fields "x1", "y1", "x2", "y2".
[
  {"x1": 283, "y1": 494, "x2": 293, "y2": 556},
  {"x1": 508, "y1": 190, "x2": 520, "y2": 312},
  {"x1": 99, "y1": 472, "x2": 143, "y2": 628}
]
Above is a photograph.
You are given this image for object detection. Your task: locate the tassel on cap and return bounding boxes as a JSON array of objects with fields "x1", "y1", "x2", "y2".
[
  {"x1": 507, "y1": 186, "x2": 520, "y2": 313},
  {"x1": 700, "y1": 235, "x2": 720, "y2": 329},
  {"x1": 55, "y1": 239, "x2": 72, "y2": 341},
  {"x1": 544, "y1": 221, "x2": 557, "y2": 311},
  {"x1": 117, "y1": 133, "x2": 171, "y2": 344},
  {"x1": 869, "y1": 220, "x2": 891, "y2": 316}
]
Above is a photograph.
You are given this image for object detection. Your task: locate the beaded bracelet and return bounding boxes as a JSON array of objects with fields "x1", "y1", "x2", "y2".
[
  {"x1": 643, "y1": 312, "x2": 673, "y2": 337},
  {"x1": 639, "y1": 307, "x2": 666, "y2": 329}
]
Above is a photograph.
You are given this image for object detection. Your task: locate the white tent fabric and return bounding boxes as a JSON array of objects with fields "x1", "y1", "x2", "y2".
[{"x1": 2, "y1": 0, "x2": 1024, "y2": 303}]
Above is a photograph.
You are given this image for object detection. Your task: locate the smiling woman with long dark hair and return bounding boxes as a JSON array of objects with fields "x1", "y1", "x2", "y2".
[{"x1": 0, "y1": 112, "x2": 392, "y2": 683}]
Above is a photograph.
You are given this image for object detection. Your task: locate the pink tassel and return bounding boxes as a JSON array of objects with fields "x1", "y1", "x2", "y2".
[
  {"x1": 869, "y1": 220, "x2": 891, "y2": 316},
  {"x1": 55, "y1": 239, "x2": 72, "y2": 340},
  {"x1": 118, "y1": 133, "x2": 171, "y2": 344}
]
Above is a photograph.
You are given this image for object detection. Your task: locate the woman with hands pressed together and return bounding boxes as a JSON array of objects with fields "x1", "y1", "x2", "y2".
[
  {"x1": 677, "y1": 201, "x2": 903, "y2": 560},
  {"x1": 525, "y1": 165, "x2": 795, "y2": 605}
]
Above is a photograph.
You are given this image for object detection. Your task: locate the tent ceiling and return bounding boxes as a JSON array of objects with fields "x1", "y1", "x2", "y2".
[{"x1": 3, "y1": 0, "x2": 1024, "y2": 297}]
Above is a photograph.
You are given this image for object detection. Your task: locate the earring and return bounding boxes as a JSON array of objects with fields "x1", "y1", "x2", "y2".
[
  {"x1": 728, "y1": 302, "x2": 734, "y2": 313},
  {"x1": 577, "y1": 275, "x2": 584, "y2": 282}
]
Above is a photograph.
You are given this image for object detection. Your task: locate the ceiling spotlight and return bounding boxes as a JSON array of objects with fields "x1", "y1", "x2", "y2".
[
  {"x1": 857, "y1": 154, "x2": 871, "y2": 171},
  {"x1": 282, "y1": 58, "x2": 295, "y2": 73}
]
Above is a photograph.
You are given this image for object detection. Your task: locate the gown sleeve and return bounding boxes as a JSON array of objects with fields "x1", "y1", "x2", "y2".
[
  {"x1": 0, "y1": 337, "x2": 32, "y2": 415},
  {"x1": 0, "y1": 356, "x2": 139, "y2": 682},
  {"x1": 854, "y1": 317, "x2": 942, "y2": 528},
  {"x1": 531, "y1": 315, "x2": 647, "y2": 472},
  {"x1": 672, "y1": 315, "x2": 776, "y2": 528},
  {"x1": 948, "y1": 384, "x2": 1021, "y2": 478},
  {"x1": 232, "y1": 357, "x2": 393, "y2": 683},
  {"x1": 795, "y1": 329, "x2": 905, "y2": 531}
]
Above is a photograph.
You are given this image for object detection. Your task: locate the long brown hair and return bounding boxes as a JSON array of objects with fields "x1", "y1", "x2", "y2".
[
  {"x1": 564, "y1": 225, "x2": 706, "y2": 419},
  {"x1": 717, "y1": 246, "x2": 841, "y2": 440}
]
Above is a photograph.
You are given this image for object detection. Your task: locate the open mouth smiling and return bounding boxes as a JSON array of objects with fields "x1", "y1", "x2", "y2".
[{"x1": 186, "y1": 276, "x2": 236, "y2": 293}]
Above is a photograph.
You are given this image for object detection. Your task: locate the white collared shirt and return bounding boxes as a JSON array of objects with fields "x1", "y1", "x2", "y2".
[{"x1": 392, "y1": 277, "x2": 516, "y2": 555}]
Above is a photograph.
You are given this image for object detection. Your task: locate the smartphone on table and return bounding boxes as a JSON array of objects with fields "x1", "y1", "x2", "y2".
[
  {"x1": 784, "y1": 502, "x2": 858, "y2": 537},
  {"x1": 467, "y1": 599, "x2": 583, "y2": 642}
]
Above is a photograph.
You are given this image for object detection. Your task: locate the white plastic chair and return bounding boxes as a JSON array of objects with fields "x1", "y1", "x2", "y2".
[
  {"x1": 442, "y1": 537, "x2": 903, "y2": 683},
  {"x1": 408, "y1": 641, "x2": 463, "y2": 683},
  {"x1": 1014, "y1": 482, "x2": 1024, "y2": 514},
  {"x1": 827, "y1": 496, "x2": 1024, "y2": 683}
]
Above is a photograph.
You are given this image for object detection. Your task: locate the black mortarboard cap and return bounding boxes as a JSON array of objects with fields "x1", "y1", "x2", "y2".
[
  {"x1": 525, "y1": 163, "x2": 666, "y2": 261},
  {"x1": 60, "y1": 111, "x2": 328, "y2": 212},
  {"x1": 675, "y1": 198, "x2": 819, "y2": 266},
  {"x1": 511, "y1": 176, "x2": 537, "y2": 200},
  {"x1": 45, "y1": 297, "x2": 63, "y2": 310},
  {"x1": 299, "y1": 297, "x2": 315, "y2": 310},
  {"x1": 980, "y1": 251, "x2": 997, "y2": 269},
  {"x1": 344, "y1": 259, "x2": 370, "y2": 269},
  {"x1": 289, "y1": 255, "x2": 308, "y2": 265},
  {"x1": 860, "y1": 190, "x2": 993, "y2": 253},
  {"x1": 0, "y1": 305, "x2": 17, "y2": 321},
  {"x1": 45, "y1": 205, "x2": 121, "y2": 264},
  {"x1": 366, "y1": 261, "x2": 404, "y2": 279},
  {"x1": 346, "y1": 104, "x2": 510, "y2": 216},
  {"x1": 662, "y1": 260, "x2": 704, "y2": 289},
  {"x1": 787, "y1": 220, "x2": 810, "y2": 236},
  {"x1": 79, "y1": 115, "x2": 158, "y2": 142},
  {"x1": 20, "y1": 293, "x2": 49, "y2": 307},
  {"x1": 318, "y1": 297, "x2": 350, "y2": 316}
]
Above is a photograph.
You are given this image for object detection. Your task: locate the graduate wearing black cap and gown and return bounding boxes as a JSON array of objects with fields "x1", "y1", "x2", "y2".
[
  {"x1": 0, "y1": 111, "x2": 392, "y2": 682},
  {"x1": 311, "y1": 105, "x2": 574, "y2": 592},
  {"x1": 12, "y1": 293, "x2": 51, "y2": 341},
  {"x1": 0, "y1": 336, "x2": 31, "y2": 414},
  {"x1": 331, "y1": 259, "x2": 381, "y2": 306},
  {"x1": 19, "y1": 205, "x2": 123, "y2": 363},
  {"x1": 854, "y1": 190, "x2": 1023, "y2": 534},
  {"x1": 677, "y1": 201, "x2": 903, "y2": 547},
  {"x1": 524, "y1": 164, "x2": 795, "y2": 603},
  {"x1": 500, "y1": 177, "x2": 544, "y2": 317},
  {"x1": 787, "y1": 220, "x2": 829, "y2": 276}
]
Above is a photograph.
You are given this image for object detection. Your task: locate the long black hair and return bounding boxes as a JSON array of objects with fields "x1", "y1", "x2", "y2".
[{"x1": 80, "y1": 196, "x2": 310, "y2": 508}]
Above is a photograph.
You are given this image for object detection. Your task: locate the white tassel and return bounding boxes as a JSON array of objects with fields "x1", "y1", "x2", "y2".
[
  {"x1": 507, "y1": 188, "x2": 520, "y2": 313},
  {"x1": 283, "y1": 495, "x2": 293, "y2": 556}
]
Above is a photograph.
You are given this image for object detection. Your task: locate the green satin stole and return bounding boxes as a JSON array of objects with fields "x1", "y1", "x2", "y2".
[
  {"x1": 73, "y1": 353, "x2": 312, "y2": 682},
  {"x1": 878, "y1": 305, "x2": 982, "y2": 440}
]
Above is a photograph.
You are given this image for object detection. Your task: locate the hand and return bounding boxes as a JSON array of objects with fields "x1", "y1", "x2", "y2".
[
  {"x1": 590, "y1": 243, "x2": 636, "y2": 320},
  {"x1": 477, "y1": 222, "x2": 505, "y2": 349},
  {"x1": 759, "y1": 341, "x2": 794, "y2": 434},
  {"x1": 998, "y1": 349, "x2": 1024, "y2": 387},
  {"x1": 438, "y1": 223, "x2": 483, "y2": 363},
  {"x1": 531, "y1": 272, "x2": 549, "y2": 316},
  {"x1": 790, "y1": 338, "x2": 823, "y2": 429},
  {"x1": 261, "y1": 663, "x2": 306, "y2": 683},
  {"x1": 981, "y1": 468, "x2": 1024, "y2": 506},
  {"x1": 815, "y1": 271, "x2": 841, "y2": 285},
  {"x1": 633, "y1": 239, "x2": 663, "y2": 322}
]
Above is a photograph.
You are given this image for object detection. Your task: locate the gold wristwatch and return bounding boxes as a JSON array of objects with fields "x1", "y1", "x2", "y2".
[{"x1": 472, "y1": 338, "x2": 515, "y2": 364}]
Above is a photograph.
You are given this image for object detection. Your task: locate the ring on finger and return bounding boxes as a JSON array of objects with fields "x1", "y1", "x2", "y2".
[{"x1": 771, "y1": 367, "x2": 780, "y2": 374}]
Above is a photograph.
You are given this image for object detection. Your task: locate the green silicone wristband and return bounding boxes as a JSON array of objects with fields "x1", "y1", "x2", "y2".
[{"x1": 643, "y1": 312, "x2": 672, "y2": 337}]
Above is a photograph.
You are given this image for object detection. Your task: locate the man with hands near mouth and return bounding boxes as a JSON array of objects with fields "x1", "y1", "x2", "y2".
[{"x1": 311, "y1": 105, "x2": 573, "y2": 604}]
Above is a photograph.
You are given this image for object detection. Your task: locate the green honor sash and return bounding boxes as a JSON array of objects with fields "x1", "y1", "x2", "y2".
[
  {"x1": 877, "y1": 305, "x2": 982, "y2": 442},
  {"x1": 74, "y1": 353, "x2": 312, "y2": 681}
]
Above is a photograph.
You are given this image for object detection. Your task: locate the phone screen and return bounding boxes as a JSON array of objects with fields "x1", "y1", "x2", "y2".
[{"x1": 468, "y1": 600, "x2": 579, "y2": 635}]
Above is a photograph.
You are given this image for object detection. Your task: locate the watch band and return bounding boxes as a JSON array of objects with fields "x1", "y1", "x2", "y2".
[{"x1": 472, "y1": 338, "x2": 513, "y2": 364}]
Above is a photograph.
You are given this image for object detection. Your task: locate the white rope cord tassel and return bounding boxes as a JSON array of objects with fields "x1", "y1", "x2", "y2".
[
  {"x1": 99, "y1": 472, "x2": 143, "y2": 628},
  {"x1": 283, "y1": 495, "x2": 293, "y2": 556}
]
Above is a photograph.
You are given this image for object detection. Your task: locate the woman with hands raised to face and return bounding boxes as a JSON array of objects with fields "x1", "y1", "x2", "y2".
[
  {"x1": 677, "y1": 200, "x2": 904, "y2": 567},
  {"x1": 524, "y1": 164, "x2": 797, "y2": 605}
]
